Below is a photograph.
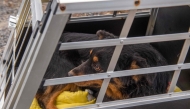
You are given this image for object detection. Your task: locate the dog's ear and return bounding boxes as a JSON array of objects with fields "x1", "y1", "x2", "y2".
[
  {"x1": 130, "y1": 53, "x2": 156, "y2": 84},
  {"x1": 96, "y1": 30, "x2": 117, "y2": 40},
  {"x1": 131, "y1": 53, "x2": 149, "y2": 68}
]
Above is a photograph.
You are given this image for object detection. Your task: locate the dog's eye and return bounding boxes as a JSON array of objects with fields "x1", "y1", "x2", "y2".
[{"x1": 92, "y1": 63, "x2": 101, "y2": 71}]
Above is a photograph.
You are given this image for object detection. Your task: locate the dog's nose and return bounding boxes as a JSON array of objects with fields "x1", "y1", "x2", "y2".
[{"x1": 68, "y1": 70, "x2": 75, "y2": 76}]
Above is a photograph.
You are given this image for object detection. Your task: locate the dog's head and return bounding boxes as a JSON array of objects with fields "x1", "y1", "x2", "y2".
[
  {"x1": 68, "y1": 30, "x2": 170, "y2": 100},
  {"x1": 68, "y1": 30, "x2": 156, "y2": 87}
]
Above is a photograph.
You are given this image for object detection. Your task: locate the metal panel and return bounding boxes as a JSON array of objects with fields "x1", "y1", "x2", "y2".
[
  {"x1": 60, "y1": 33, "x2": 190, "y2": 50},
  {"x1": 57, "y1": 0, "x2": 190, "y2": 14},
  {"x1": 44, "y1": 63, "x2": 190, "y2": 86},
  {"x1": 12, "y1": 2, "x2": 70, "y2": 109},
  {"x1": 4, "y1": 23, "x2": 40, "y2": 109}
]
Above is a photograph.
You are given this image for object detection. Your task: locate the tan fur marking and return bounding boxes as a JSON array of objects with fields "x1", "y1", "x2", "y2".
[
  {"x1": 90, "y1": 49, "x2": 93, "y2": 55},
  {"x1": 75, "y1": 80, "x2": 103, "y2": 87},
  {"x1": 98, "y1": 34, "x2": 103, "y2": 40},
  {"x1": 107, "y1": 83, "x2": 124, "y2": 99},
  {"x1": 43, "y1": 86, "x2": 54, "y2": 96},
  {"x1": 132, "y1": 75, "x2": 142, "y2": 83},
  {"x1": 74, "y1": 79, "x2": 126, "y2": 100},
  {"x1": 113, "y1": 78, "x2": 123, "y2": 88},
  {"x1": 93, "y1": 56, "x2": 99, "y2": 62},
  {"x1": 130, "y1": 61, "x2": 142, "y2": 83},
  {"x1": 130, "y1": 61, "x2": 140, "y2": 69}
]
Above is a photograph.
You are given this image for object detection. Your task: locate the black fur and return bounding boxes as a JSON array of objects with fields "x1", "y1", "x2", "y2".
[
  {"x1": 69, "y1": 30, "x2": 170, "y2": 101},
  {"x1": 60, "y1": 32, "x2": 98, "y2": 66}
]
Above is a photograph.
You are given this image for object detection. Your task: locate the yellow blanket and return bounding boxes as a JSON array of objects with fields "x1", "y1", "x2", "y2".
[
  {"x1": 30, "y1": 86, "x2": 181, "y2": 109},
  {"x1": 30, "y1": 90, "x2": 96, "y2": 109}
]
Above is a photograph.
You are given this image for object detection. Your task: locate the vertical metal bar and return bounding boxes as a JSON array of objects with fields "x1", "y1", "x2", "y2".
[
  {"x1": 30, "y1": 0, "x2": 43, "y2": 29},
  {"x1": 15, "y1": 0, "x2": 30, "y2": 40},
  {"x1": 0, "y1": 60, "x2": 5, "y2": 109},
  {"x1": 0, "y1": 69, "x2": 13, "y2": 100},
  {"x1": 146, "y1": 8, "x2": 159, "y2": 36},
  {"x1": 1, "y1": 30, "x2": 14, "y2": 66},
  {"x1": 15, "y1": 19, "x2": 32, "y2": 64},
  {"x1": 96, "y1": 10, "x2": 137, "y2": 103},
  {"x1": 15, "y1": 8, "x2": 31, "y2": 47},
  {"x1": 12, "y1": 30, "x2": 17, "y2": 81},
  {"x1": 168, "y1": 39, "x2": 190, "y2": 92}
]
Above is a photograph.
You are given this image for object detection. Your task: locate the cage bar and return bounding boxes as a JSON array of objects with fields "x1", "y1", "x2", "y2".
[{"x1": 0, "y1": 0, "x2": 189, "y2": 109}]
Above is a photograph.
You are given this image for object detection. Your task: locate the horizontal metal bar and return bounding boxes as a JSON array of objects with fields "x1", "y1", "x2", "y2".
[
  {"x1": 59, "y1": 33, "x2": 190, "y2": 50},
  {"x1": 69, "y1": 12, "x2": 150, "y2": 23},
  {"x1": 44, "y1": 63, "x2": 190, "y2": 86},
  {"x1": 57, "y1": 0, "x2": 190, "y2": 14},
  {"x1": 70, "y1": 91, "x2": 190, "y2": 109}
]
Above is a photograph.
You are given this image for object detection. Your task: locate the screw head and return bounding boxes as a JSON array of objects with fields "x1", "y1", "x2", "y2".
[
  {"x1": 39, "y1": 22, "x2": 43, "y2": 26},
  {"x1": 134, "y1": 0, "x2": 140, "y2": 6},
  {"x1": 178, "y1": 66, "x2": 181, "y2": 69},
  {"x1": 97, "y1": 104, "x2": 100, "y2": 107},
  {"x1": 120, "y1": 40, "x2": 124, "y2": 44},
  {"x1": 108, "y1": 74, "x2": 111, "y2": 77},
  {"x1": 60, "y1": 4, "x2": 66, "y2": 11}
]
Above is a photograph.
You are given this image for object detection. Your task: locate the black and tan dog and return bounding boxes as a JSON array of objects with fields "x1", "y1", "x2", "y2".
[
  {"x1": 36, "y1": 31, "x2": 170, "y2": 108},
  {"x1": 36, "y1": 33, "x2": 98, "y2": 109},
  {"x1": 68, "y1": 30, "x2": 170, "y2": 101}
]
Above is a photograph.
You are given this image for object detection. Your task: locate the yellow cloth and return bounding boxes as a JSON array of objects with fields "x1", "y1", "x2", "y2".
[
  {"x1": 174, "y1": 86, "x2": 182, "y2": 92},
  {"x1": 30, "y1": 86, "x2": 181, "y2": 109},
  {"x1": 30, "y1": 90, "x2": 96, "y2": 109}
]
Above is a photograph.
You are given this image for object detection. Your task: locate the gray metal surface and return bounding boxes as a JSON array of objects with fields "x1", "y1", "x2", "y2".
[
  {"x1": 69, "y1": 11, "x2": 150, "y2": 23},
  {"x1": 15, "y1": 20, "x2": 32, "y2": 63},
  {"x1": 60, "y1": 33, "x2": 190, "y2": 50},
  {"x1": 70, "y1": 91, "x2": 190, "y2": 109},
  {"x1": 0, "y1": 0, "x2": 190, "y2": 108},
  {"x1": 12, "y1": 1, "x2": 70, "y2": 109},
  {"x1": 30, "y1": 0, "x2": 43, "y2": 29},
  {"x1": 146, "y1": 8, "x2": 159, "y2": 36},
  {"x1": 96, "y1": 10, "x2": 137, "y2": 103},
  {"x1": 57, "y1": 0, "x2": 190, "y2": 14},
  {"x1": 44, "y1": 63, "x2": 190, "y2": 86},
  {"x1": 168, "y1": 39, "x2": 190, "y2": 92},
  {"x1": 4, "y1": 25, "x2": 39, "y2": 109}
]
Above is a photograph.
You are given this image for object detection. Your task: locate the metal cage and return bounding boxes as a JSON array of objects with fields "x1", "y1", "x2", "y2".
[{"x1": 0, "y1": 0, "x2": 190, "y2": 109}]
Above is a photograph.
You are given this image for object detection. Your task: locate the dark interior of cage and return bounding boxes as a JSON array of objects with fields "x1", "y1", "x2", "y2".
[{"x1": 6, "y1": 5, "x2": 190, "y2": 103}]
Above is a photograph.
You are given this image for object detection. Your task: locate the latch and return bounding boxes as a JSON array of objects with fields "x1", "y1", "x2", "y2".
[{"x1": 8, "y1": 16, "x2": 17, "y2": 28}]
